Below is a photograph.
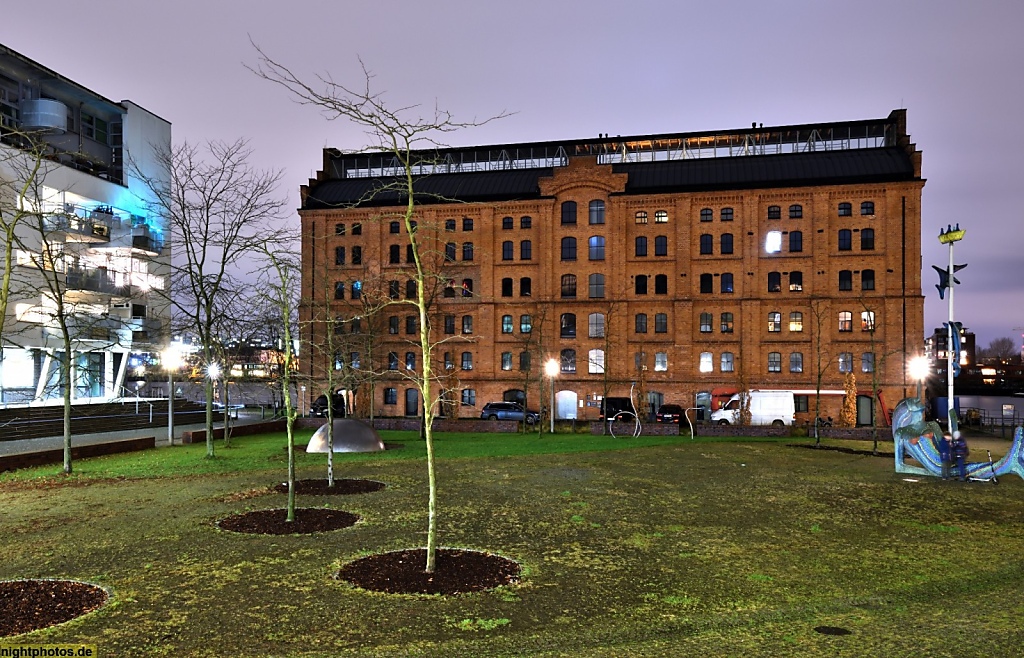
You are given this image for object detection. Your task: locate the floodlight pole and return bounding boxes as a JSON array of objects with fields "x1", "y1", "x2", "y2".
[{"x1": 939, "y1": 225, "x2": 965, "y2": 428}]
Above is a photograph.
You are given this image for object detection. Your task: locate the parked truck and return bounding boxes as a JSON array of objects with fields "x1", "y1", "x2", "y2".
[{"x1": 710, "y1": 390, "x2": 796, "y2": 426}]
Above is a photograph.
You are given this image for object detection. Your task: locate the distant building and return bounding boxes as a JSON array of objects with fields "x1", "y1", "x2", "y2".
[
  {"x1": 299, "y1": 110, "x2": 925, "y2": 424},
  {"x1": 0, "y1": 43, "x2": 171, "y2": 405}
]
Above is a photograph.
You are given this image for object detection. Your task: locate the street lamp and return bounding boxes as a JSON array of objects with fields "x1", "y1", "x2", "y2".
[
  {"x1": 938, "y1": 223, "x2": 965, "y2": 429},
  {"x1": 908, "y1": 355, "x2": 930, "y2": 402},
  {"x1": 545, "y1": 358, "x2": 560, "y2": 434},
  {"x1": 163, "y1": 345, "x2": 182, "y2": 446}
]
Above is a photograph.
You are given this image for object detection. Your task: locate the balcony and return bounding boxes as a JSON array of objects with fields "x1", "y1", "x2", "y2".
[
  {"x1": 131, "y1": 229, "x2": 164, "y2": 255},
  {"x1": 65, "y1": 267, "x2": 123, "y2": 296},
  {"x1": 44, "y1": 210, "x2": 111, "y2": 244}
]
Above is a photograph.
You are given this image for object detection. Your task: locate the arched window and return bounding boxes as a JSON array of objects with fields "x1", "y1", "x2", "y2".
[
  {"x1": 789, "y1": 312, "x2": 803, "y2": 332},
  {"x1": 588, "y1": 349, "x2": 605, "y2": 374},
  {"x1": 768, "y1": 311, "x2": 782, "y2": 332},
  {"x1": 721, "y1": 207, "x2": 734, "y2": 221},
  {"x1": 765, "y1": 230, "x2": 782, "y2": 253},
  {"x1": 520, "y1": 216, "x2": 532, "y2": 229},
  {"x1": 560, "y1": 274, "x2": 577, "y2": 298},
  {"x1": 789, "y1": 271, "x2": 803, "y2": 292},
  {"x1": 501, "y1": 277, "x2": 513, "y2": 297},
  {"x1": 838, "y1": 311, "x2": 853, "y2": 332},
  {"x1": 461, "y1": 352, "x2": 473, "y2": 370},
  {"x1": 635, "y1": 236, "x2": 648, "y2": 257},
  {"x1": 838, "y1": 229, "x2": 852, "y2": 250},
  {"x1": 560, "y1": 349, "x2": 577, "y2": 373},
  {"x1": 700, "y1": 312, "x2": 713, "y2": 333},
  {"x1": 520, "y1": 315, "x2": 532, "y2": 333},
  {"x1": 635, "y1": 313, "x2": 648, "y2": 333},
  {"x1": 561, "y1": 237, "x2": 577, "y2": 260},
  {"x1": 721, "y1": 352, "x2": 735, "y2": 372},
  {"x1": 519, "y1": 277, "x2": 532, "y2": 296},
  {"x1": 700, "y1": 234, "x2": 713, "y2": 254},
  {"x1": 444, "y1": 242, "x2": 456, "y2": 262},
  {"x1": 501, "y1": 315, "x2": 513, "y2": 333},
  {"x1": 768, "y1": 272, "x2": 781, "y2": 292},
  {"x1": 461, "y1": 278, "x2": 473, "y2": 296},
  {"x1": 389, "y1": 244, "x2": 401, "y2": 264},
  {"x1": 654, "y1": 274, "x2": 668, "y2": 294},
  {"x1": 520, "y1": 240, "x2": 532, "y2": 260},
  {"x1": 334, "y1": 281, "x2": 344, "y2": 300},
  {"x1": 790, "y1": 352, "x2": 804, "y2": 373},
  {"x1": 502, "y1": 241, "x2": 514, "y2": 260},
  {"x1": 721, "y1": 273, "x2": 734, "y2": 293},
  {"x1": 789, "y1": 231, "x2": 802, "y2": 252},
  {"x1": 462, "y1": 242, "x2": 474, "y2": 261},
  {"x1": 461, "y1": 315, "x2": 473, "y2": 334},
  {"x1": 700, "y1": 274, "x2": 713, "y2": 294},
  {"x1": 768, "y1": 352, "x2": 782, "y2": 372},
  {"x1": 720, "y1": 233, "x2": 733, "y2": 254},
  {"x1": 635, "y1": 275, "x2": 648, "y2": 295},
  {"x1": 861, "y1": 269, "x2": 875, "y2": 290},
  {"x1": 589, "y1": 200, "x2": 605, "y2": 224},
  {"x1": 588, "y1": 236, "x2": 605, "y2": 260},
  {"x1": 636, "y1": 211, "x2": 649, "y2": 224},
  {"x1": 406, "y1": 244, "x2": 414, "y2": 263},
  {"x1": 721, "y1": 312, "x2": 734, "y2": 333},
  {"x1": 861, "y1": 201, "x2": 875, "y2": 215},
  {"x1": 654, "y1": 235, "x2": 668, "y2": 256},
  {"x1": 699, "y1": 208, "x2": 713, "y2": 222},
  {"x1": 861, "y1": 229, "x2": 875, "y2": 250},
  {"x1": 655, "y1": 313, "x2": 668, "y2": 333},
  {"x1": 655, "y1": 210, "x2": 668, "y2": 223},
  {"x1": 589, "y1": 313, "x2": 606, "y2": 338},
  {"x1": 838, "y1": 202, "x2": 852, "y2": 216},
  {"x1": 767, "y1": 205, "x2": 781, "y2": 219},
  {"x1": 839, "y1": 270, "x2": 852, "y2": 291},
  {"x1": 560, "y1": 313, "x2": 576, "y2": 338},
  {"x1": 789, "y1": 204, "x2": 803, "y2": 219},
  {"x1": 561, "y1": 201, "x2": 577, "y2": 225},
  {"x1": 589, "y1": 273, "x2": 605, "y2": 298},
  {"x1": 405, "y1": 279, "x2": 417, "y2": 299},
  {"x1": 501, "y1": 216, "x2": 513, "y2": 230}
]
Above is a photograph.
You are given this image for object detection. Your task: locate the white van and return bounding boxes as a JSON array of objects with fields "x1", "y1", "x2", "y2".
[{"x1": 710, "y1": 390, "x2": 796, "y2": 426}]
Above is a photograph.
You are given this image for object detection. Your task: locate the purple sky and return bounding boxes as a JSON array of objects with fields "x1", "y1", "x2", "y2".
[{"x1": 7, "y1": 0, "x2": 1024, "y2": 353}]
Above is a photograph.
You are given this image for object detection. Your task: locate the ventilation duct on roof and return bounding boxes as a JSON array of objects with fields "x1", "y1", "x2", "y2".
[{"x1": 21, "y1": 99, "x2": 68, "y2": 133}]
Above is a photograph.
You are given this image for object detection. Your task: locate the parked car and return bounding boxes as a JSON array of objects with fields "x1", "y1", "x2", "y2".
[
  {"x1": 655, "y1": 404, "x2": 685, "y2": 423},
  {"x1": 480, "y1": 401, "x2": 539, "y2": 425},
  {"x1": 311, "y1": 392, "x2": 347, "y2": 418}
]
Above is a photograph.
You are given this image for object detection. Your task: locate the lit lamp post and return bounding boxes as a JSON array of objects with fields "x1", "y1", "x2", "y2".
[
  {"x1": 908, "y1": 355, "x2": 930, "y2": 403},
  {"x1": 938, "y1": 224, "x2": 965, "y2": 428},
  {"x1": 207, "y1": 362, "x2": 222, "y2": 408},
  {"x1": 163, "y1": 346, "x2": 181, "y2": 446},
  {"x1": 545, "y1": 358, "x2": 559, "y2": 434}
]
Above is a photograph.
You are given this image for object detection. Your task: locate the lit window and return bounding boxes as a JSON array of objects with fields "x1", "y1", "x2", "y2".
[
  {"x1": 501, "y1": 352, "x2": 513, "y2": 371},
  {"x1": 838, "y1": 352, "x2": 853, "y2": 373},
  {"x1": 502, "y1": 315, "x2": 513, "y2": 333},
  {"x1": 461, "y1": 278, "x2": 473, "y2": 296},
  {"x1": 588, "y1": 236, "x2": 605, "y2": 260},
  {"x1": 655, "y1": 352, "x2": 668, "y2": 371},
  {"x1": 790, "y1": 352, "x2": 804, "y2": 373},
  {"x1": 768, "y1": 312, "x2": 782, "y2": 332},
  {"x1": 461, "y1": 315, "x2": 473, "y2": 334},
  {"x1": 520, "y1": 315, "x2": 532, "y2": 333},
  {"x1": 768, "y1": 352, "x2": 782, "y2": 372},
  {"x1": 721, "y1": 313, "x2": 734, "y2": 333},
  {"x1": 767, "y1": 205, "x2": 781, "y2": 220},
  {"x1": 589, "y1": 349, "x2": 605, "y2": 374},
  {"x1": 789, "y1": 271, "x2": 803, "y2": 292},
  {"x1": 789, "y1": 204, "x2": 802, "y2": 219},
  {"x1": 862, "y1": 311, "x2": 876, "y2": 332},
  {"x1": 839, "y1": 311, "x2": 853, "y2": 332},
  {"x1": 589, "y1": 313, "x2": 605, "y2": 338},
  {"x1": 721, "y1": 352, "x2": 735, "y2": 372},
  {"x1": 589, "y1": 273, "x2": 605, "y2": 298},
  {"x1": 765, "y1": 231, "x2": 782, "y2": 253},
  {"x1": 789, "y1": 312, "x2": 803, "y2": 332},
  {"x1": 561, "y1": 274, "x2": 577, "y2": 298},
  {"x1": 636, "y1": 211, "x2": 649, "y2": 224},
  {"x1": 589, "y1": 200, "x2": 605, "y2": 224},
  {"x1": 655, "y1": 210, "x2": 668, "y2": 223},
  {"x1": 700, "y1": 352, "x2": 713, "y2": 373},
  {"x1": 461, "y1": 352, "x2": 473, "y2": 370},
  {"x1": 635, "y1": 236, "x2": 648, "y2": 257},
  {"x1": 839, "y1": 270, "x2": 852, "y2": 291},
  {"x1": 351, "y1": 281, "x2": 362, "y2": 299},
  {"x1": 700, "y1": 312, "x2": 713, "y2": 333}
]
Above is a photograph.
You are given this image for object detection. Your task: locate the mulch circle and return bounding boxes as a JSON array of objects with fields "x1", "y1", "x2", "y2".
[
  {"x1": 273, "y1": 478, "x2": 385, "y2": 495},
  {"x1": 217, "y1": 508, "x2": 359, "y2": 535},
  {"x1": 0, "y1": 579, "x2": 108, "y2": 638},
  {"x1": 337, "y1": 548, "x2": 521, "y2": 595}
]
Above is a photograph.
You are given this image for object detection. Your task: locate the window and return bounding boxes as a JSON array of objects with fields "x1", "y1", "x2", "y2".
[
  {"x1": 635, "y1": 313, "x2": 648, "y2": 333},
  {"x1": 700, "y1": 312, "x2": 713, "y2": 333},
  {"x1": 838, "y1": 202, "x2": 852, "y2": 216},
  {"x1": 636, "y1": 211, "x2": 649, "y2": 224},
  {"x1": 561, "y1": 274, "x2": 577, "y2": 298},
  {"x1": 388, "y1": 244, "x2": 400, "y2": 264},
  {"x1": 389, "y1": 221, "x2": 400, "y2": 234},
  {"x1": 406, "y1": 279, "x2": 417, "y2": 299},
  {"x1": 445, "y1": 242, "x2": 456, "y2": 262},
  {"x1": 501, "y1": 352, "x2": 513, "y2": 371},
  {"x1": 839, "y1": 311, "x2": 853, "y2": 332},
  {"x1": 519, "y1": 352, "x2": 531, "y2": 371},
  {"x1": 721, "y1": 352, "x2": 735, "y2": 372},
  {"x1": 520, "y1": 240, "x2": 532, "y2": 260},
  {"x1": 461, "y1": 352, "x2": 473, "y2": 370},
  {"x1": 789, "y1": 271, "x2": 803, "y2": 292},
  {"x1": 444, "y1": 352, "x2": 454, "y2": 370},
  {"x1": 862, "y1": 310, "x2": 876, "y2": 332},
  {"x1": 700, "y1": 274, "x2": 713, "y2": 294},
  {"x1": 461, "y1": 278, "x2": 473, "y2": 296},
  {"x1": 795, "y1": 395, "x2": 808, "y2": 413},
  {"x1": 335, "y1": 223, "x2": 346, "y2": 235},
  {"x1": 721, "y1": 208, "x2": 734, "y2": 222},
  {"x1": 839, "y1": 270, "x2": 853, "y2": 291},
  {"x1": 388, "y1": 352, "x2": 399, "y2": 370},
  {"x1": 654, "y1": 274, "x2": 668, "y2": 294},
  {"x1": 589, "y1": 349, "x2": 605, "y2": 374},
  {"x1": 389, "y1": 316, "x2": 399, "y2": 334},
  {"x1": 838, "y1": 229, "x2": 852, "y2": 251},
  {"x1": 655, "y1": 210, "x2": 668, "y2": 224},
  {"x1": 387, "y1": 280, "x2": 400, "y2": 299},
  {"x1": 501, "y1": 277, "x2": 514, "y2": 297},
  {"x1": 700, "y1": 234, "x2": 713, "y2": 255},
  {"x1": 767, "y1": 205, "x2": 781, "y2": 220},
  {"x1": 862, "y1": 269, "x2": 875, "y2": 290},
  {"x1": 634, "y1": 352, "x2": 647, "y2": 372},
  {"x1": 768, "y1": 272, "x2": 782, "y2": 292},
  {"x1": 405, "y1": 315, "x2": 417, "y2": 335},
  {"x1": 520, "y1": 277, "x2": 532, "y2": 296},
  {"x1": 768, "y1": 311, "x2": 782, "y2": 332},
  {"x1": 384, "y1": 388, "x2": 397, "y2": 405},
  {"x1": 635, "y1": 236, "x2": 648, "y2": 256},
  {"x1": 561, "y1": 201, "x2": 577, "y2": 225},
  {"x1": 334, "y1": 281, "x2": 345, "y2": 300},
  {"x1": 589, "y1": 273, "x2": 605, "y2": 298},
  {"x1": 789, "y1": 204, "x2": 803, "y2": 219},
  {"x1": 444, "y1": 284, "x2": 456, "y2": 298},
  {"x1": 521, "y1": 216, "x2": 532, "y2": 229},
  {"x1": 655, "y1": 313, "x2": 668, "y2": 333},
  {"x1": 699, "y1": 352, "x2": 713, "y2": 373},
  {"x1": 721, "y1": 312, "x2": 734, "y2": 333},
  {"x1": 462, "y1": 315, "x2": 473, "y2": 334},
  {"x1": 334, "y1": 246, "x2": 346, "y2": 265},
  {"x1": 721, "y1": 273, "x2": 734, "y2": 293},
  {"x1": 463, "y1": 217, "x2": 474, "y2": 231},
  {"x1": 351, "y1": 281, "x2": 362, "y2": 299},
  {"x1": 405, "y1": 352, "x2": 416, "y2": 370},
  {"x1": 561, "y1": 237, "x2": 577, "y2": 261},
  {"x1": 768, "y1": 352, "x2": 782, "y2": 373},
  {"x1": 589, "y1": 200, "x2": 605, "y2": 224},
  {"x1": 789, "y1": 312, "x2": 803, "y2": 332},
  {"x1": 699, "y1": 208, "x2": 713, "y2": 222},
  {"x1": 560, "y1": 313, "x2": 576, "y2": 338},
  {"x1": 861, "y1": 201, "x2": 875, "y2": 215},
  {"x1": 789, "y1": 231, "x2": 803, "y2": 252},
  {"x1": 838, "y1": 352, "x2": 853, "y2": 373},
  {"x1": 588, "y1": 236, "x2": 605, "y2": 260},
  {"x1": 520, "y1": 315, "x2": 532, "y2": 333},
  {"x1": 634, "y1": 274, "x2": 648, "y2": 295},
  {"x1": 351, "y1": 223, "x2": 362, "y2": 235},
  {"x1": 765, "y1": 231, "x2": 782, "y2": 254},
  {"x1": 861, "y1": 229, "x2": 875, "y2": 250},
  {"x1": 351, "y1": 246, "x2": 361, "y2": 264},
  {"x1": 589, "y1": 313, "x2": 606, "y2": 338},
  {"x1": 502, "y1": 241, "x2": 514, "y2": 260},
  {"x1": 502, "y1": 216, "x2": 513, "y2": 230},
  {"x1": 502, "y1": 315, "x2": 513, "y2": 333},
  {"x1": 560, "y1": 349, "x2": 576, "y2": 373},
  {"x1": 461, "y1": 389, "x2": 476, "y2": 406},
  {"x1": 462, "y1": 242, "x2": 474, "y2": 261},
  {"x1": 650, "y1": 236, "x2": 666, "y2": 257},
  {"x1": 655, "y1": 352, "x2": 668, "y2": 371},
  {"x1": 445, "y1": 219, "x2": 456, "y2": 231},
  {"x1": 862, "y1": 352, "x2": 875, "y2": 373},
  {"x1": 350, "y1": 317, "x2": 361, "y2": 334},
  {"x1": 790, "y1": 352, "x2": 804, "y2": 373},
  {"x1": 720, "y1": 233, "x2": 733, "y2": 255},
  {"x1": 444, "y1": 315, "x2": 456, "y2": 334},
  {"x1": 409, "y1": 220, "x2": 417, "y2": 233}
]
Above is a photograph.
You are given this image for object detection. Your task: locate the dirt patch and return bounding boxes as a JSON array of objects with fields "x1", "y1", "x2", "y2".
[
  {"x1": 337, "y1": 548, "x2": 520, "y2": 595},
  {"x1": 0, "y1": 579, "x2": 108, "y2": 638},
  {"x1": 273, "y1": 478, "x2": 386, "y2": 495},
  {"x1": 789, "y1": 443, "x2": 895, "y2": 458},
  {"x1": 217, "y1": 507, "x2": 359, "y2": 534}
]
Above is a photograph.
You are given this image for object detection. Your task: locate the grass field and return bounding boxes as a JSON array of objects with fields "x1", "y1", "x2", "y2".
[{"x1": 2, "y1": 430, "x2": 1023, "y2": 657}]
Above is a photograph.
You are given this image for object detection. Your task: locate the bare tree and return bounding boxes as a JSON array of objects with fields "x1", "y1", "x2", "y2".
[
  {"x1": 982, "y1": 336, "x2": 1018, "y2": 362},
  {"x1": 252, "y1": 46, "x2": 507, "y2": 572},
  {"x1": 132, "y1": 140, "x2": 286, "y2": 459},
  {"x1": 808, "y1": 298, "x2": 837, "y2": 446}
]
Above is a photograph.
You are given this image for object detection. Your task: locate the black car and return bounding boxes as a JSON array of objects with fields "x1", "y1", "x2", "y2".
[
  {"x1": 655, "y1": 404, "x2": 685, "y2": 423},
  {"x1": 311, "y1": 392, "x2": 347, "y2": 418},
  {"x1": 480, "y1": 401, "x2": 539, "y2": 425}
]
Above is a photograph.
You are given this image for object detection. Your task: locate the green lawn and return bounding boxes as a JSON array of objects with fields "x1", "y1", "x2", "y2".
[{"x1": 2, "y1": 431, "x2": 1023, "y2": 656}]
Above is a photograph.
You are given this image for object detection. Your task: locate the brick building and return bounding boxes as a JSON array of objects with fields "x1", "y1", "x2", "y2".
[{"x1": 299, "y1": 110, "x2": 924, "y2": 425}]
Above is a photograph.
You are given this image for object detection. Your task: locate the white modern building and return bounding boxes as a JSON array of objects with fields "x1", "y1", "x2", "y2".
[{"x1": 0, "y1": 43, "x2": 171, "y2": 405}]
